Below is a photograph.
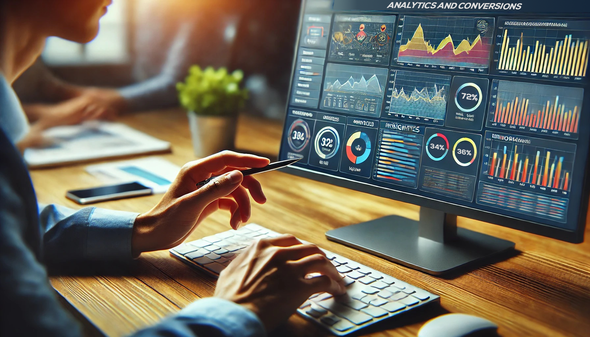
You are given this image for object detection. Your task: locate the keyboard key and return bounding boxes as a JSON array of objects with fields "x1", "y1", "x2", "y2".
[
  {"x1": 310, "y1": 302, "x2": 327, "y2": 315},
  {"x1": 358, "y1": 295, "x2": 378, "y2": 304},
  {"x1": 342, "y1": 276, "x2": 355, "y2": 286},
  {"x1": 219, "y1": 252, "x2": 235, "y2": 258},
  {"x1": 412, "y1": 290, "x2": 431, "y2": 301},
  {"x1": 204, "y1": 263, "x2": 225, "y2": 274},
  {"x1": 305, "y1": 308, "x2": 325, "y2": 318},
  {"x1": 399, "y1": 297, "x2": 420, "y2": 306},
  {"x1": 334, "y1": 257, "x2": 349, "y2": 265},
  {"x1": 185, "y1": 250, "x2": 207, "y2": 260},
  {"x1": 189, "y1": 240, "x2": 212, "y2": 248},
  {"x1": 358, "y1": 276, "x2": 376, "y2": 285},
  {"x1": 202, "y1": 236, "x2": 222, "y2": 243},
  {"x1": 216, "y1": 231, "x2": 235, "y2": 239},
  {"x1": 220, "y1": 260, "x2": 232, "y2": 266},
  {"x1": 193, "y1": 256, "x2": 215, "y2": 265},
  {"x1": 361, "y1": 287, "x2": 379, "y2": 295},
  {"x1": 330, "y1": 260, "x2": 341, "y2": 267},
  {"x1": 390, "y1": 292, "x2": 408, "y2": 301},
  {"x1": 172, "y1": 245, "x2": 199, "y2": 255},
  {"x1": 343, "y1": 260, "x2": 362, "y2": 270},
  {"x1": 346, "y1": 271, "x2": 365, "y2": 279},
  {"x1": 382, "y1": 301, "x2": 406, "y2": 313},
  {"x1": 340, "y1": 298, "x2": 368, "y2": 310},
  {"x1": 402, "y1": 287, "x2": 416, "y2": 295},
  {"x1": 320, "y1": 315, "x2": 341, "y2": 326},
  {"x1": 317, "y1": 298, "x2": 373, "y2": 325},
  {"x1": 204, "y1": 252, "x2": 221, "y2": 260},
  {"x1": 369, "y1": 298, "x2": 388, "y2": 307},
  {"x1": 381, "y1": 275, "x2": 396, "y2": 284},
  {"x1": 371, "y1": 281, "x2": 389, "y2": 289},
  {"x1": 203, "y1": 244, "x2": 221, "y2": 252},
  {"x1": 378, "y1": 289, "x2": 394, "y2": 299},
  {"x1": 214, "y1": 248, "x2": 229, "y2": 255},
  {"x1": 356, "y1": 268, "x2": 372, "y2": 275},
  {"x1": 299, "y1": 301, "x2": 311, "y2": 309},
  {"x1": 368, "y1": 274, "x2": 383, "y2": 280},
  {"x1": 361, "y1": 306, "x2": 388, "y2": 318},
  {"x1": 314, "y1": 292, "x2": 333, "y2": 302},
  {"x1": 350, "y1": 292, "x2": 366, "y2": 301},
  {"x1": 332, "y1": 319, "x2": 354, "y2": 332},
  {"x1": 336, "y1": 265, "x2": 353, "y2": 273}
]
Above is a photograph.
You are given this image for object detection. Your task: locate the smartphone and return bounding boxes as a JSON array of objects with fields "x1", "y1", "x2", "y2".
[{"x1": 66, "y1": 182, "x2": 152, "y2": 204}]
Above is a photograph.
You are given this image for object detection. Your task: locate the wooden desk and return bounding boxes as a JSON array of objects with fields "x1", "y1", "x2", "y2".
[{"x1": 31, "y1": 109, "x2": 590, "y2": 337}]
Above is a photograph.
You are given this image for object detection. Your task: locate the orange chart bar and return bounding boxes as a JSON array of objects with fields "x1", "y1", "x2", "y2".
[
  {"x1": 488, "y1": 147, "x2": 570, "y2": 191},
  {"x1": 498, "y1": 28, "x2": 590, "y2": 77},
  {"x1": 493, "y1": 96, "x2": 579, "y2": 133}
]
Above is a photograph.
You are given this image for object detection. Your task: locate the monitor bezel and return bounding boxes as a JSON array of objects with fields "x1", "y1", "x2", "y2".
[{"x1": 278, "y1": 0, "x2": 589, "y2": 244}]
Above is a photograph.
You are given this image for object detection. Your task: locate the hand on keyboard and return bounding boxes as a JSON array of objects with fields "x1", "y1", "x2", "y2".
[{"x1": 214, "y1": 234, "x2": 347, "y2": 332}]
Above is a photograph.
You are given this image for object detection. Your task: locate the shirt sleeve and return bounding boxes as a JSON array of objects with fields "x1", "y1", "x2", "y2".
[
  {"x1": 39, "y1": 203, "x2": 138, "y2": 264},
  {"x1": 131, "y1": 298, "x2": 266, "y2": 337}
]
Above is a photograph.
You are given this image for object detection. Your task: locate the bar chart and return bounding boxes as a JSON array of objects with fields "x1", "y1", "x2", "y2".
[
  {"x1": 481, "y1": 132, "x2": 577, "y2": 194},
  {"x1": 487, "y1": 80, "x2": 584, "y2": 139},
  {"x1": 494, "y1": 19, "x2": 590, "y2": 80},
  {"x1": 373, "y1": 129, "x2": 423, "y2": 188}
]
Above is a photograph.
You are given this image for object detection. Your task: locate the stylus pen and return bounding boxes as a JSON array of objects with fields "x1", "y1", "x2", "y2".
[{"x1": 195, "y1": 158, "x2": 301, "y2": 187}]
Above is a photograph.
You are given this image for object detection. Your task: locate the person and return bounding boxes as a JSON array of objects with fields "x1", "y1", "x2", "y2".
[
  {"x1": 0, "y1": 1, "x2": 347, "y2": 336},
  {"x1": 12, "y1": 0, "x2": 239, "y2": 147}
]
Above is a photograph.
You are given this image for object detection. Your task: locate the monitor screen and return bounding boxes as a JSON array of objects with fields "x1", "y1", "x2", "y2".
[{"x1": 279, "y1": 0, "x2": 590, "y2": 244}]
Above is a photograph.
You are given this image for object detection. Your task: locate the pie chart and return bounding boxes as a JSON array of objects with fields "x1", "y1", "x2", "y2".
[{"x1": 346, "y1": 131, "x2": 372, "y2": 164}]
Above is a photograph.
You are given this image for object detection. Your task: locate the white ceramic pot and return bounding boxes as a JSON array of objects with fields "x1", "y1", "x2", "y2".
[{"x1": 188, "y1": 112, "x2": 237, "y2": 158}]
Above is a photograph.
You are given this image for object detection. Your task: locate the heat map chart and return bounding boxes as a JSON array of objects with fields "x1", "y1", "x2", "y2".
[
  {"x1": 394, "y1": 16, "x2": 495, "y2": 72},
  {"x1": 481, "y1": 132, "x2": 577, "y2": 196},
  {"x1": 373, "y1": 127, "x2": 423, "y2": 188},
  {"x1": 487, "y1": 80, "x2": 584, "y2": 139},
  {"x1": 385, "y1": 70, "x2": 451, "y2": 124},
  {"x1": 494, "y1": 19, "x2": 590, "y2": 81}
]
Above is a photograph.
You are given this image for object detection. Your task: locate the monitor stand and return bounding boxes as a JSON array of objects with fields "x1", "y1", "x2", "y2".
[{"x1": 325, "y1": 207, "x2": 515, "y2": 275}]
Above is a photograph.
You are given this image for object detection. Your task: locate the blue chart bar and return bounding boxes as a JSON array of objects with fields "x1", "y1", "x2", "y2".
[
  {"x1": 476, "y1": 183, "x2": 568, "y2": 223},
  {"x1": 373, "y1": 130, "x2": 423, "y2": 188}
]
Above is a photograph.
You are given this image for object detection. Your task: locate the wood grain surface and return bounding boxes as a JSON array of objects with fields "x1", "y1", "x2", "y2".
[{"x1": 30, "y1": 109, "x2": 590, "y2": 337}]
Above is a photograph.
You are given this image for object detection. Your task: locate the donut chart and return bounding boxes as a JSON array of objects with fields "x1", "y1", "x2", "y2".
[
  {"x1": 346, "y1": 131, "x2": 372, "y2": 164},
  {"x1": 452, "y1": 137, "x2": 477, "y2": 167},
  {"x1": 426, "y1": 133, "x2": 449, "y2": 161},
  {"x1": 314, "y1": 126, "x2": 340, "y2": 160}
]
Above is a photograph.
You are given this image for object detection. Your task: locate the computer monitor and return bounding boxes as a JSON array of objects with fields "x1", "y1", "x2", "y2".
[{"x1": 278, "y1": 0, "x2": 590, "y2": 275}]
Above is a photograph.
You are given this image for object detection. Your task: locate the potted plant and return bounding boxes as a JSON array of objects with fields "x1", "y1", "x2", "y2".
[{"x1": 177, "y1": 65, "x2": 248, "y2": 157}]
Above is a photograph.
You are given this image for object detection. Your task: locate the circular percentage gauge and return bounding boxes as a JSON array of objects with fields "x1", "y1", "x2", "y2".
[
  {"x1": 452, "y1": 137, "x2": 477, "y2": 167},
  {"x1": 314, "y1": 126, "x2": 340, "y2": 160},
  {"x1": 426, "y1": 133, "x2": 449, "y2": 161},
  {"x1": 287, "y1": 119, "x2": 311, "y2": 152},
  {"x1": 455, "y1": 82, "x2": 483, "y2": 113}
]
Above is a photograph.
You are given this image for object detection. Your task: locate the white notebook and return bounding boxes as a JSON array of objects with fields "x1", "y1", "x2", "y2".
[{"x1": 24, "y1": 121, "x2": 171, "y2": 168}]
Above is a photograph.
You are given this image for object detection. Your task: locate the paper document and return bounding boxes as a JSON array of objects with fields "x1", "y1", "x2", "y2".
[{"x1": 24, "y1": 121, "x2": 171, "y2": 168}]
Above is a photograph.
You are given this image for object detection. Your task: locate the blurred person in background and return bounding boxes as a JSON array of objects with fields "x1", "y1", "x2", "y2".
[{"x1": 13, "y1": 0, "x2": 300, "y2": 150}]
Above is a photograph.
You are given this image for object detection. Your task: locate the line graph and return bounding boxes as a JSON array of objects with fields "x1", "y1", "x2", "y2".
[
  {"x1": 494, "y1": 19, "x2": 590, "y2": 80},
  {"x1": 321, "y1": 63, "x2": 388, "y2": 117},
  {"x1": 394, "y1": 16, "x2": 495, "y2": 71},
  {"x1": 487, "y1": 80, "x2": 584, "y2": 139},
  {"x1": 387, "y1": 70, "x2": 451, "y2": 122}
]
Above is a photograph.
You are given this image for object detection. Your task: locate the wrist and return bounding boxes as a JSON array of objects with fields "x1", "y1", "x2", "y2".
[{"x1": 132, "y1": 213, "x2": 155, "y2": 257}]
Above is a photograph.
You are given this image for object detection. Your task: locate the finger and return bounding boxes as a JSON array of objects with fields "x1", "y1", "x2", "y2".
[
  {"x1": 199, "y1": 198, "x2": 239, "y2": 222},
  {"x1": 230, "y1": 208, "x2": 242, "y2": 229},
  {"x1": 241, "y1": 176, "x2": 266, "y2": 204},
  {"x1": 263, "y1": 234, "x2": 303, "y2": 247},
  {"x1": 230, "y1": 185, "x2": 251, "y2": 223},
  {"x1": 183, "y1": 151, "x2": 270, "y2": 182},
  {"x1": 291, "y1": 254, "x2": 342, "y2": 285},
  {"x1": 304, "y1": 274, "x2": 347, "y2": 296},
  {"x1": 182, "y1": 170, "x2": 243, "y2": 211},
  {"x1": 275, "y1": 244, "x2": 326, "y2": 262}
]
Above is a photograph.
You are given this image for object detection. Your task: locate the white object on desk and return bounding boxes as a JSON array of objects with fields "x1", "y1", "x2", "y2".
[
  {"x1": 24, "y1": 121, "x2": 171, "y2": 168},
  {"x1": 86, "y1": 157, "x2": 181, "y2": 194}
]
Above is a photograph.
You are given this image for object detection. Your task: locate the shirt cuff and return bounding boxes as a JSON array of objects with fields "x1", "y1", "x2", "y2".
[
  {"x1": 86, "y1": 208, "x2": 138, "y2": 261},
  {"x1": 178, "y1": 297, "x2": 266, "y2": 337}
]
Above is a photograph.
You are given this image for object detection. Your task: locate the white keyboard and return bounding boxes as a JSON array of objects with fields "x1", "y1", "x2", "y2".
[{"x1": 170, "y1": 223, "x2": 439, "y2": 336}]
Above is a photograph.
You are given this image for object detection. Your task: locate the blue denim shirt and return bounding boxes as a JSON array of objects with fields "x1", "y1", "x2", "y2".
[{"x1": 0, "y1": 74, "x2": 265, "y2": 337}]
